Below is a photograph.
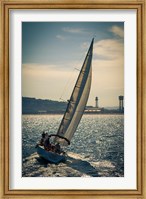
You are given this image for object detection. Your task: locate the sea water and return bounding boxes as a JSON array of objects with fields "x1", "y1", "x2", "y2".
[{"x1": 22, "y1": 114, "x2": 124, "y2": 177}]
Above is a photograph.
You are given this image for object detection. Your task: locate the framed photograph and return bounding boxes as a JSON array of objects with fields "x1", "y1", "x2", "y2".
[{"x1": 0, "y1": 0, "x2": 145, "y2": 198}]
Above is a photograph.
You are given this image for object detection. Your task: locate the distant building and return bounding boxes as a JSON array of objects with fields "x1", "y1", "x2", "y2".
[
  {"x1": 118, "y1": 96, "x2": 124, "y2": 112},
  {"x1": 85, "y1": 105, "x2": 103, "y2": 113},
  {"x1": 84, "y1": 95, "x2": 124, "y2": 114},
  {"x1": 85, "y1": 96, "x2": 102, "y2": 113},
  {"x1": 38, "y1": 110, "x2": 47, "y2": 114}
]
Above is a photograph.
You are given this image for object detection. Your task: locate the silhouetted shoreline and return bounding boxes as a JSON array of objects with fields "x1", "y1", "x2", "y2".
[{"x1": 22, "y1": 97, "x2": 124, "y2": 115}]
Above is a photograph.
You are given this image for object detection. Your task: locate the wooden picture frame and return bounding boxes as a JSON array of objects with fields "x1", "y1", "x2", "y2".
[{"x1": 0, "y1": 0, "x2": 145, "y2": 198}]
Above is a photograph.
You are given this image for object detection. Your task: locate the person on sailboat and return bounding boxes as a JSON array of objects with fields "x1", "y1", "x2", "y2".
[
  {"x1": 44, "y1": 137, "x2": 52, "y2": 151},
  {"x1": 39, "y1": 131, "x2": 47, "y2": 146},
  {"x1": 42, "y1": 131, "x2": 45, "y2": 138},
  {"x1": 39, "y1": 131, "x2": 45, "y2": 145},
  {"x1": 45, "y1": 132, "x2": 49, "y2": 139},
  {"x1": 55, "y1": 143, "x2": 61, "y2": 154}
]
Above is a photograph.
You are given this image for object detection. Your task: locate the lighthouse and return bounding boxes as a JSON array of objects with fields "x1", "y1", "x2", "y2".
[{"x1": 95, "y1": 97, "x2": 98, "y2": 108}]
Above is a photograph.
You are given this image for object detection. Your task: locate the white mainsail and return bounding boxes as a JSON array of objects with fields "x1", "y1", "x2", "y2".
[{"x1": 55, "y1": 39, "x2": 94, "y2": 145}]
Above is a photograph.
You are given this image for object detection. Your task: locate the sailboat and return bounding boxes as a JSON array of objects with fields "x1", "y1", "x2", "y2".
[{"x1": 36, "y1": 38, "x2": 94, "y2": 163}]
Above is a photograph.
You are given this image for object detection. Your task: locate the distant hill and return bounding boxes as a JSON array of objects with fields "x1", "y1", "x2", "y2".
[
  {"x1": 22, "y1": 97, "x2": 124, "y2": 115},
  {"x1": 22, "y1": 97, "x2": 67, "y2": 114}
]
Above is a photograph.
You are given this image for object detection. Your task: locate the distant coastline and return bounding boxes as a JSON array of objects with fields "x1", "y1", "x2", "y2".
[{"x1": 22, "y1": 97, "x2": 124, "y2": 115}]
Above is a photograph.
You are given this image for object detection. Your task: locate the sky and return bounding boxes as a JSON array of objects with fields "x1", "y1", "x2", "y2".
[{"x1": 22, "y1": 22, "x2": 124, "y2": 107}]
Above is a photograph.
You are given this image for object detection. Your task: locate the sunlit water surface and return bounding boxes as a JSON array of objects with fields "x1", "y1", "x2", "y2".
[{"x1": 22, "y1": 114, "x2": 124, "y2": 177}]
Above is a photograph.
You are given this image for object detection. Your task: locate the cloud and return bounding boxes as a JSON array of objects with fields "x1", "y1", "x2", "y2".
[
  {"x1": 63, "y1": 27, "x2": 84, "y2": 34},
  {"x1": 56, "y1": 35, "x2": 65, "y2": 40},
  {"x1": 109, "y1": 26, "x2": 124, "y2": 38},
  {"x1": 93, "y1": 39, "x2": 124, "y2": 60}
]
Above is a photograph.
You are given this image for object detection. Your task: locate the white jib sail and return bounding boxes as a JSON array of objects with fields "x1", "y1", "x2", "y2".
[{"x1": 55, "y1": 39, "x2": 94, "y2": 145}]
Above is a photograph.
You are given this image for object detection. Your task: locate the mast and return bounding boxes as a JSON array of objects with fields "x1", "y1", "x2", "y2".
[{"x1": 55, "y1": 38, "x2": 94, "y2": 145}]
